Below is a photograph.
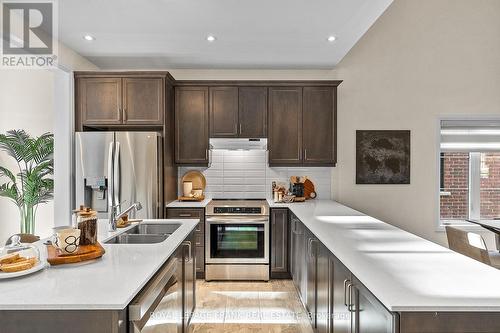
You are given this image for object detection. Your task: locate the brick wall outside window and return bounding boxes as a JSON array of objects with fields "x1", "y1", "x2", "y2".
[
  {"x1": 480, "y1": 153, "x2": 500, "y2": 219},
  {"x1": 440, "y1": 152, "x2": 469, "y2": 220},
  {"x1": 440, "y1": 152, "x2": 500, "y2": 221}
]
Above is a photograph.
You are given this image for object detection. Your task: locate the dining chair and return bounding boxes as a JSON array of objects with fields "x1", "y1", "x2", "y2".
[{"x1": 446, "y1": 226, "x2": 500, "y2": 269}]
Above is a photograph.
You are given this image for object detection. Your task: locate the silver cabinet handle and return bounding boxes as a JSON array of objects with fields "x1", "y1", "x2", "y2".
[
  {"x1": 123, "y1": 108, "x2": 127, "y2": 121},
  {"x1": 343, "y1": 279, "x2": 350, "y2": 306},
  {"x1": 179, "y1": 213, "x2": 192, "y2": 217},
  {"x1": 347, "y1": 282, "x2": 354, "y2": 312},
  {"x1": 183, "y1": 241, "x2": 192, "y2": 262},
  {"x1": 113, "y1": 141, "x2": 120, "y2": 207},
  {"x1": 304, "y1": 149, "x2": 307, "y2": 160},
  {"x1": 205, "y1": 149, "x2": 208, "y2": 160},
  {"x1": 308, "y1": 238, "x2": 317, "y2": 258},
  {"x1": 239, "y1": 123, "x2": 242, "y2": 135},
  {"x1": 107, "y1": 142, "x2": 114, "y2": 208}
]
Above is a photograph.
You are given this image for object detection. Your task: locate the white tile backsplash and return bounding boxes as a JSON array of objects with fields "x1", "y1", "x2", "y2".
[{"x1": 178, "y1": 150, "x2": 332, "y2": 199}]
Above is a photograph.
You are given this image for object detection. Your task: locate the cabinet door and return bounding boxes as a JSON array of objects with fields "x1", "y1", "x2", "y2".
[
  {"x1": 209, "y1": 87, "x2": 239, "y2": 137},
  {"x1": 268, "y1": 87, "x2": 303, "y2": 165},
  {"x1": 182, "y1": 232, "x2": 196, "y2": 331},
  {"x1": 175, "y1": 87, "x2": 209, "y2": 164},
  {"x1": 333, "y1": 256, "x2": 352, "y2": 333},
  {"x1": 290, "y1": 216, "x2": 301, "y2": 293},
  {"x1": 303, "y1": 87, "x2": 336, "y2": 165},
  {"x1": 122, "y1": 78, "x2": 164, "y2": 125},
  {"x1": 317, "y1": 242, "x2": 333, "y2": 333},
  {"x1": 78, "y1": 78, "x2": 122, "y2": 125},
  {"x1": 239, "y1": 87, "x2": 267, "y2": 138},
  {"x1": 352, "y1": 277, "x2": 398, "y2": 333},
  {"x1": 270, "y1": 209, "x2": 288, "y2": 277},
  {"x1": 291, "y1": 215, "x2": 307, "y2": 303},
  {"x1": 305, "y1": 230, "x2": 318, "y2": 327}
]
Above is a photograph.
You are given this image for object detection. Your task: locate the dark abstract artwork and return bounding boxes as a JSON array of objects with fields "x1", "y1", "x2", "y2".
[{"x1": 356, "y1": 130, "x2": 410, "y2": 184}]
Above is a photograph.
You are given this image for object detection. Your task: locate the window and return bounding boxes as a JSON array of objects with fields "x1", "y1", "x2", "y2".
[{"x1": 439, "y1": 120, "x2": 500, "y2": 224}]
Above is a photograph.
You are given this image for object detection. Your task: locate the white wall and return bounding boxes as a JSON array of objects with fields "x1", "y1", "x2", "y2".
[
  {"x1": 0, "y1": 70, "x2": 55, "y2": 243},
  {"x1": 331, "y1": 0, "x2": 500, "y2": 247}
]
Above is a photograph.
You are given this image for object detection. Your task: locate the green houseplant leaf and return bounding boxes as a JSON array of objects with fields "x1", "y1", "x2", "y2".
[{"x1": 0, "y1": 130, "x2": 54, "y2": 234}]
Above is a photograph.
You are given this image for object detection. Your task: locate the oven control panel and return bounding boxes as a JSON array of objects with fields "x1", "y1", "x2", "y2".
[{"x1": 214, "y1": 207, "x2": 262, "y2": 214}]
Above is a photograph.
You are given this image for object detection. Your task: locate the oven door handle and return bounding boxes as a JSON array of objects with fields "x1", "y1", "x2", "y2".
[{"x1": 206, "y1": 217, "x2": 269, "y2": 224}]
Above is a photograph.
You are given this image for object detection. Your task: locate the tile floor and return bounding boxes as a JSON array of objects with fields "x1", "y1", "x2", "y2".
[{"x1": 189, "y1": 279, "x2": 314, "y2": 333}]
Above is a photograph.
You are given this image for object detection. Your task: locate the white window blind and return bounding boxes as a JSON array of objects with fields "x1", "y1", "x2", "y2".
[{"x1": 440, "y1": 120, "x2": 500, "y2": 152}]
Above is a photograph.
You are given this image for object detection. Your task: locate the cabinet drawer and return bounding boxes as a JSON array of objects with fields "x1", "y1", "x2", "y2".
[{"x1": 166, "y1": 208, "x2": 205, "y2": 222}]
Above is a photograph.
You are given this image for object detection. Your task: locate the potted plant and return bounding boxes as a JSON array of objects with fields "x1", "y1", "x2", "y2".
[{"x1": 0, "y1": 130, "x2": 54, "y2": 235}]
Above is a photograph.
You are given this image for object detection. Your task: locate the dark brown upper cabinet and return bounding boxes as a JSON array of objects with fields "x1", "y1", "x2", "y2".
[
  {"x1": 209, "y1": 86, "x2": 268, "y2": 138},
  {"x1": 209, "y1": 87, "x2": 239, "y2": 137},
  {"x1": 175, "y1": 86, "x2": 209, "y2": 165},
  {"x1": 122, "y1": 78, "x2": 164, "y2": 125},
  {"x1": 239, "y1": 87, "x2": 267, "y2": 138},
  {"x1": 268, "y1": 87, "x2": 303, "y2": 165},
  {"x1": 75, "y1": 74, "x2": 166, "y2": 129},
  {"x1": 78, "y1": 78, "x2": 123, "y2": 126},
  {"x1": 303, "y1": 87, "x2": 336, "y2": 165}
]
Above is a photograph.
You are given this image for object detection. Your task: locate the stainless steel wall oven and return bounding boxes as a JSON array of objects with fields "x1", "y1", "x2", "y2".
[{"x1": 205, "y1": 200, "x2": 269, "y2": 281}]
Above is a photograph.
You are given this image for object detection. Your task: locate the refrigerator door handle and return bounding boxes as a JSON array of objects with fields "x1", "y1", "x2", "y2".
[
  {"x1": 113, "y1": 141, "x2": 120, "y2": 208},
  {"x1": 107, "y1": 142, "x2": 114, "y2": 208}
]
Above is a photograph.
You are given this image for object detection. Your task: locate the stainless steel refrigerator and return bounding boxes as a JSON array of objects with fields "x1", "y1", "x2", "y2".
[{"x1": 75, "y1": 132, "x2": 162, "y2": 219}]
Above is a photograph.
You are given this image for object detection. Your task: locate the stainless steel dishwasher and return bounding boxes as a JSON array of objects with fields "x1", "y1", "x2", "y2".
[{"x1": 128, "y1": 257, "x2": 181, "y2": 333}]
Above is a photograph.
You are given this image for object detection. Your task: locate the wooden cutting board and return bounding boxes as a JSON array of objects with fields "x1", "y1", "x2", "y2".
[
  {"x1": 303, "y1": 179, "x2": 316, "y2": 199},
  {"x1": 46, "y1": 242, "x2": 105, "y2": 265}
]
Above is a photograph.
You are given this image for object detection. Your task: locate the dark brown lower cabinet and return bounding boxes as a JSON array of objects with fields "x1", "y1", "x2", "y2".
[
  {"x1": 182, "y1": 231, "x2": 196, "y2": 332},
  {"x1": 290, "y1": 213, "x2": 399, "y2": 333},
  {"x1": 351, "y1": 276, "x2": 399, "y2": 333},
  {"x1": 270, "y1": 209, "x2": 289, "y2": 278},
  {"x1": 290, "y1": 214, "x2": 307, "y2": 304},
  {"x1": 332, "y1": 256, "x2": 352, "y2": 333},
  {"x1": 316, "y1": 241, "x2": 333, "y2": 333},
  {"x1": 305, "y1": 229, "x2": 317, "y2": 325},
  {"x1": 166, "y1": 208, "x2": 205, "y2": 279}
]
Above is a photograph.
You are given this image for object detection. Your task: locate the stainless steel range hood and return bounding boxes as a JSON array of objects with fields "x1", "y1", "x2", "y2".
[{"x1": 209, "y1": 138, "x2": 267, "y2": 150}]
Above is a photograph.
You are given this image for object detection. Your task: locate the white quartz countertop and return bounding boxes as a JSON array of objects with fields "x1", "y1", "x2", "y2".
[
  {"x1": 269, "y1": 199, "x2": 500, "y2": 312},
  {"x1": 166, "y1": 198, "x2": 211, "y2": 208},
  {"x1": 0, "y1": 218, "x2": 198, "y2": 310}
]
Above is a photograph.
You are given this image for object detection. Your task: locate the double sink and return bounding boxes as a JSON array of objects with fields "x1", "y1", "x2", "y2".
[{"x1": 105, "y1": 223, "x2": 181, "y2": 244}]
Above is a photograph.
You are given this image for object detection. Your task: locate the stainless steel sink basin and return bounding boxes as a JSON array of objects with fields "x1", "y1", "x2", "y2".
[
  {"x1": 105, "y1": 234, "x2": 168, "y2": 244},
  {"x1": 104, "y1": 223, "x2": 181, "y2": 244},
  {"x1": 125, "y1": 223, "x2": 181, "y2": 235}
]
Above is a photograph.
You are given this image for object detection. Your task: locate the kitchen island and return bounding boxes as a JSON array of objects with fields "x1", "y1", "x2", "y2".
[
  {"x1": 0, "y1": 218, "x2": 199, "y2": 332},
  {"x1": 269, "y1": 199, "x2": 500, "y2": 332}
]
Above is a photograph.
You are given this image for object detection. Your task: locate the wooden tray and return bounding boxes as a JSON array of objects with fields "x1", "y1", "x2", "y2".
[
  {"x1": 178, "y1": 195, "x2": 205, "y2": 202},
  {"x1": 46, "y1": 243, "x2": 105, "y2": 266}
]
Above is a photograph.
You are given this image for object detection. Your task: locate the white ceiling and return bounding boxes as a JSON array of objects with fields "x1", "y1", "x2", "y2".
[{"x1": 59, "y1": 0, "x2": 393, "y2": 69}]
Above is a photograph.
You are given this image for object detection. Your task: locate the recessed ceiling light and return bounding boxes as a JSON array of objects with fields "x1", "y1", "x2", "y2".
[
  {"x1": 83, "y1": 35, "x2": 95, "y2": 41},
  {"x1": 327, "y1": 36, "x2": 336, "y2": 42},
  {"x1": 207, "y1": 35, "x2": 216, "y2": 42}
]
